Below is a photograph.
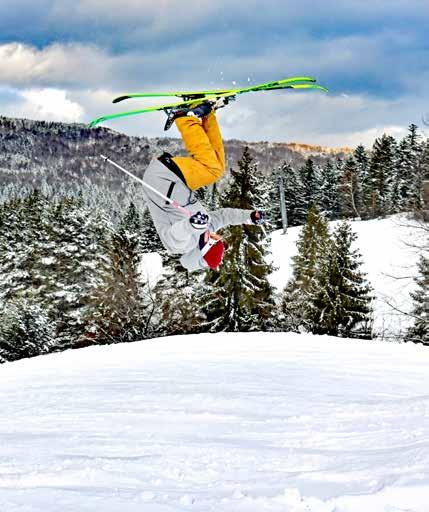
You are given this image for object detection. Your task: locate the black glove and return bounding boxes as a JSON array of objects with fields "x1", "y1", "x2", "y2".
[
  {"x1": 250, "y1": 210, "x2": 266, "y2": 225},
  {"x1": 190, "y1": 211, "x2": 209, "y2": 230}
]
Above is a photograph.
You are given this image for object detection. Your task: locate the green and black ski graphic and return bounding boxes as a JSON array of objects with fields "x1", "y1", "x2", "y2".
[{"x1": 88, "y1": 76, "x2": 328, "y2": 128}]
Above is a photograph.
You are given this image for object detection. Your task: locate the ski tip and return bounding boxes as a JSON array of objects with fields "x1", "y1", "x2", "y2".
[
  {"x1": 289, "y1": 83, "x2": 329, "y2": 93},
  {"x1": 88, "y1": 117, "x2": 105, "y2": 128},
  {"x1": 316, "y1": 85, "x2": 329, "y2": 93},
  {"x1": 112, "y1": 95, "x2": 132, "y2": 104}
]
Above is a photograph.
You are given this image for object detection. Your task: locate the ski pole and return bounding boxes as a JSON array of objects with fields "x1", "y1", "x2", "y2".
[{"x1": 100, "y1": 154, "x2": 192, "y2": 217}]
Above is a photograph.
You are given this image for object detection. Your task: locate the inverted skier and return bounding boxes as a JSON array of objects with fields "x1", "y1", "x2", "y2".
[{"x1": 143, "y1": 100, "x2": 266, "y2": 272}]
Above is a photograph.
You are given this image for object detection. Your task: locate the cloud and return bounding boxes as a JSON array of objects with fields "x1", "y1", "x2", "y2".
[
  {"x1": 0, "y1": 42, "x2": 115, "y2": 88},
  {"x1": 1, "y1": 27, "x2": 427, "y2": 103},
  {"x1": 2, "y1": 1, "x2": 428, "y2": 63},
  {"x1": 2, "y1": 87, "x2": 84, "y2": 122},
  {"x1": 21, "y1": 88, "x2": 84, "y2": 122}
]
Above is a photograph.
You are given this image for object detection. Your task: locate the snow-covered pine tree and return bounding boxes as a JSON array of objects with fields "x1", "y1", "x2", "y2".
[
  {"x1": 366, "y1": 134, "x2": 398, "y2": 217},
  {"x1": 320, "y1": 159, "x2": 341, "y2": 219},
  {"x1": 140, "y1": 207, "x2": 166, "y2": 256},
  {"x1": 390, "y1": 138, "x2": 410, "y2": 212},
  {"x1": 121, "y1": 201, "x2": 168, "y2": 260},
  {"x1": 265, "y1": 168, "x2": 283, "y2": 231},
  {"x1": 208, "y1": 181, "x2": 221, "y2": 210},
  {"x1": 354, "y1": 145, "x2": 370, "y2": 218},
  {"x1": 412, "y1": 134, "x2": 429, "y2": 213},
  {"x1": 291, "y1": 206, "x2": 330, "y2": 292},
  {"x1": 85, "y1": 223, "x2": 149, "y2": 345},
  {"x1": 151, "y1": 255, "x2": 205, "y2": 337},
  {"x1": 406, "y1": 123, "x2": 423, "y2": 192},
  {"x1": 254, "y1": 171, "x2": 277, "y2": 233},
  {"x1": 406, "y1": 255, "x2": 428, "y2": 344},
  {"x1": 390, "y1": 125, "x2": 423, "y2": 212},
  {"x1": 0, "y1": 197, "x2": 23, "y2": 302},
  {"x1": 418, "y1": 139, "x2": 429, "y2": 221},
  {"x1": 0, "y1": 298, "x2": 53, "y2": 363},
  {"x1": 300, "y1": 158, "x2": 322, "y2": 214},
  {"x1": 39, "y1": 195, "x2": 108, "y2": 348},
  {"x1": 121, "y1": 202, "x2": 142, "y2": 238},
  {"x1": 307, "y1": 221, "x2": 373, "y2": 338},
  {"x1": 0, "y1": 191, "x2": 49, "y2": 303},
  {"x1": 354, "y1": 144, "x2": 369, "y2": 178},
  {"x1": 339, "y1": 155, "x2": 361, "y2": 218},
  {"x1": 202, "y1": 147, "x2": 275, "y2": 332},
  {"x1": 280, "y1": 206, "x2": 331, "y2": 331},
  {"x1": 281, "y1": 162, "x2": 307, "y2": 225}
]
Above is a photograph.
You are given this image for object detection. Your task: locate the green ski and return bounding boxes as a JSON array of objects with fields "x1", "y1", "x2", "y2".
[
  {"x1": 112, "y1": 76, "x2": 319, "y2": 103},
  {"x1": 88, "y1": 80, "x2": 328, "y2": 128},
  {"x1": 89, "y1": 97, "x2": 214, "y2": 128}
]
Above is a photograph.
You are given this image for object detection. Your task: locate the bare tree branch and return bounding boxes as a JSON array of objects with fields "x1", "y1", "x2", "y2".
[
  {"x1": 383, "y1": 297, "x2": 422, "y2": 321},
  {"x1": 382, "y1": 272, "x2": 415, "y2": 280}
]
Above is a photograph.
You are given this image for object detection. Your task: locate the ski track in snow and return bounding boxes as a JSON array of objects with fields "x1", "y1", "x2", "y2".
[{"x1": 1, "y1": 332, "x2": 429, "y2": 511}]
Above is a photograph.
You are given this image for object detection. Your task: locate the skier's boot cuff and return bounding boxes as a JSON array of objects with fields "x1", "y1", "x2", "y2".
[
  {"x1": 164, "y1": 100, "x2": 215, "y2": 130},
  {"x1": 164, "y1": 107, "x2": 189, "y2": 131},
  {"x1": 187, "y1": 101, "x2": 213, "y2": 119}
]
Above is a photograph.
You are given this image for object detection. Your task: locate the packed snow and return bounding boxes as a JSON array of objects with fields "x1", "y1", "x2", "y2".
[
  {"x1": 139, "y1": 252, "x2": 163, "y2": 287},
  {"x1": 270, "y1": 214, "x2": 425, "y2": 337},
  {"x1": 1, "y1": 332, "x2": 429, "y2": 511}
]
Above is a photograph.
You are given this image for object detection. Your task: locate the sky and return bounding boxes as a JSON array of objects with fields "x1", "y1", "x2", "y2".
[{"x1": 0, "y1": 0, "x2": 428, "y2": 147}]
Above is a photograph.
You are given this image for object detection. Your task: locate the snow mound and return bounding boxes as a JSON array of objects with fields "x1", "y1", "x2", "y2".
[{"x1": 1, "y1": 332, "x2": 429, "y2": 511}]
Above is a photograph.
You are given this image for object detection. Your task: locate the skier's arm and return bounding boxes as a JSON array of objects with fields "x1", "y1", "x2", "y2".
[
  {"x1": 207, "y1": 208, "x2": 254, "y2": 231},
  {"x1": 165, "y1": 209, "x2": 260, "y2": 250}
]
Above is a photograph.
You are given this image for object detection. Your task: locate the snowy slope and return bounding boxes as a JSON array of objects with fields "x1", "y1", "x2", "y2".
[
  {"x1": 269, "y1": 215, "x2": 426, "y2": 337},
  {"x1": 1, "y1": 332, "x2": 429, "y2": 512}
]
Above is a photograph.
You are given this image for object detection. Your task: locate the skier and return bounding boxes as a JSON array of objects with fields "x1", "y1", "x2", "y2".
[{"x1": 143, "y1": 100, "x2": 266, "y2": 272}]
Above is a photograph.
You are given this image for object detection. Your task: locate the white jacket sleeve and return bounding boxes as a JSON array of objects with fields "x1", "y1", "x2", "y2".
[
  {"x1": 162, "y1": 208, "x2": 254, "y2": 266},
  {"x1": 178, "y1": 208, "x2": 255, "y2": 272},
  {"x1": 162, "y1": 208, "x2": 252, "y2": 253},
  {"x1": 208, "y1": 208, "x2": 253, "y2": 231}
]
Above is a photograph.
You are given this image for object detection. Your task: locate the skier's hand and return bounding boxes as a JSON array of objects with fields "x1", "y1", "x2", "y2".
[
  {"x1": 250, "y1": 210, "x2": 266, "y2": 225},
  {"x1": 190, "y1": 211, "x2": 209, "y2": 230}
]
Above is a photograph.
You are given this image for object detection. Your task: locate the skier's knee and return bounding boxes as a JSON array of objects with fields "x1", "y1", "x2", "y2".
[
  {"x1": 180, "y1": 160, "x2": 225, "y2": 190},
  {"x1": 213, "y1": 162, "x2": 225, "y2": 180},
  {"x1": 206, "y1": 164, "x2": 225, "y2": 186}
]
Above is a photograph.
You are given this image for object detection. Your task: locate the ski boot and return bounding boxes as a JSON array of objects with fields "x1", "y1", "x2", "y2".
[
  {"x1": 163, "y1": 96, "x2": 236, "y2": 131},
  {"x1": 213, "y1": 95, "x2": 236, "y2": 110},
  {"x1": 164, "y1": 101, "x2": 213, "y2": 131}
]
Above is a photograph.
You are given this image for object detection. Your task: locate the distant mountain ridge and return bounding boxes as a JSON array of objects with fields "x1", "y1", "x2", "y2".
[
  {"x1": 0, "y1": 115, "x2": 351, "y2": 193},
  {"x1": 286, "y1": 142, "x2": 353, "y2": 156}
]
